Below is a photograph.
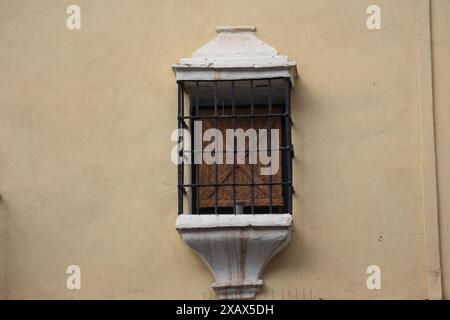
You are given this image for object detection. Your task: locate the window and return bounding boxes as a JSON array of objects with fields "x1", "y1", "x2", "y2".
[
  {"x1": 173, "y1": 26, "x2": 297, "y2": 300},
  {"x1": 177, "y1": 78, "x2": 293, "y2": 215}
]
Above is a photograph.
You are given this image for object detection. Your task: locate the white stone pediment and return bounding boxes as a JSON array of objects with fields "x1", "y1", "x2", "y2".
[{"x1": 173, "y1": 26, "x2": 298, "y2": 84}]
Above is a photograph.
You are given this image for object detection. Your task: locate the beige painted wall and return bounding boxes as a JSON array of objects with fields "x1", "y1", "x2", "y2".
[{"x1": 0, "y1": 0, "x2": 448, "y2": 299}]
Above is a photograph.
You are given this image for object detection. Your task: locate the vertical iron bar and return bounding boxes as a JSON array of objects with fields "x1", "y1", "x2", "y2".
[
  {"x1": 284, "y1": 78, "x2": 292, "y2": 214},
  {"x1": 214, "y1": 81, "x2": 218, "y2": 214},
  {"x1": 232, "y1": 81, "x2": 237, "y2": 214},
  {"x1": 195, "y1": 81, "x2": 200, "y2": 214},
  {"x1": 177, "y1": 82, "x2": 184, "y2": 215},
  {"x1": 189, "y1": 84, "x2": 194, "y2": 215},
  {"x1": 268, "y1": 79, "x2": 273, "y2": 214},
  {"x1": 250, "y1": 80, "x2": 255, "y2": 215}
]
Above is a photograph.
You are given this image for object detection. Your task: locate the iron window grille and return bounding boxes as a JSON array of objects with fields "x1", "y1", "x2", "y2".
[{"x1": 177, "y1": 78, "x2": 293, "y2": 215}]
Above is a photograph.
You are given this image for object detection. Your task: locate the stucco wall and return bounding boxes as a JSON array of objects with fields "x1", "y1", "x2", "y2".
[{"x1": 0, "y1": 0, "x2": 448, "y2": 299}]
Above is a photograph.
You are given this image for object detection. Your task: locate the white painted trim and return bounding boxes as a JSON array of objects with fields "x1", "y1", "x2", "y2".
[
  {"x1": 416, "y1": 0, "x2": 442, "y2": 300},
  {"x1": 176, "y1": 214, "x2": 292, "y2": 229},
  {"x1": 172, "y1": 67, "x2": 296, "y2": 85},
  {"x1": 216, "y1": 26, "x2": 256, "y2": 33}
]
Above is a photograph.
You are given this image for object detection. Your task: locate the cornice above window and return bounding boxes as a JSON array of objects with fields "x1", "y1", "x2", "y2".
[{"x1": 172, "y1": 26, "x2": 298, "y2": 85}]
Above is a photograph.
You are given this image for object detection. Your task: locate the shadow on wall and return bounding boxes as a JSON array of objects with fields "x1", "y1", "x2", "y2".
[
  {"x1": 0, "y1": 194, "x2": 8, "y2": 299},
  {"x1": 0, "y1": 194, "x2": 27, "y2": 300}
]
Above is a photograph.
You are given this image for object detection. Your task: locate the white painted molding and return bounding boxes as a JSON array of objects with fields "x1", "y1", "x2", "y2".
[
  {"x1": 176, "y1": 214, "x2": 293, "y2": 299},
  {"x1": 216, "y1": 26, "x2": 256, "y2": 33},
  {"x1": 176, "y1": 213, "x2": 292, "y2": 229},
  {"x1": 416, "y1": 0, "x2": 442, "y2": 300},
  {"x1": 172, "y1": 26, "x2": 298, "y2": 85}
]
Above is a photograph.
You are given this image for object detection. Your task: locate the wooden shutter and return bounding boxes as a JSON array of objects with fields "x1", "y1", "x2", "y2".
[{"x1": 198, "y1": 108, "x2": 283, "y2": 208}]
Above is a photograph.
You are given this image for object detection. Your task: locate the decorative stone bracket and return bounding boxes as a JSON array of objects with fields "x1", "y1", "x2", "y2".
[{"x1": 176, "y1": 214, "x2": 292, "y2": 299}]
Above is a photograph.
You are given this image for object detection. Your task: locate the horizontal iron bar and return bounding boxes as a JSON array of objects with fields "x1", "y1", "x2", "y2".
[
  {"x1": 180, "y1": 182, "x2": 292, "y2": 187},
  {"x1": 181, "y1": 146, "x2": 292, "y2": 154},
  {"x1": 178, "y1": 113, "x2": 289, "y2": 119},
  {"x1": 181, "y1": 77, "x2": 290, "y2": 85}
]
